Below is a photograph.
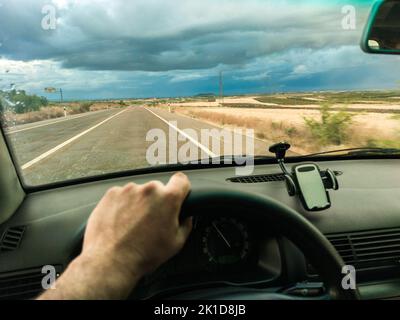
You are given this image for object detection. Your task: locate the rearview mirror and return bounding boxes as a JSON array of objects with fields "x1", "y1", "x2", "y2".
[{"x1": 361, "y1": 0, "x2": 400, "y2": 54}]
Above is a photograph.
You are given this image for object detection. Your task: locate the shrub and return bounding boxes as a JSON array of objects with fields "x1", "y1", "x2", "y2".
[
  {"x1": 7, "y1": 90, "x2": 48, "y2": 113},
  {"x1": 256, "y1": 132, "x2": 266, "y2": 139},
  {"x1": 271, "y1": 121, "x2": 283, "y2": 130},
  {"x1": 304, "y1": 104, "x2": 353, "y2": 145},
  {"x1": 79, "y1": 102, "x2": 93, "y2": 113},
  {"x1": 285, "y1": 126, "x2": 297, "y2": 138},
  {"x1": 365, "y1": 138, "x2": 400, "y2": 149}
]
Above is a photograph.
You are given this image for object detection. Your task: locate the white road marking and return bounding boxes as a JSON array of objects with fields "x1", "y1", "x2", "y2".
[
  {"x1": 21, "y1": 109, "x2": 128, "y2": 170},
  {"x1": 177, "y1": 111, "x2": 262, "y2": 144},
  {"x1": 6, "y1": 110, "x2": 111, "y2": 135},
  {"x1": 144, "y1": 107, "x2": 217, "y2": 158}
]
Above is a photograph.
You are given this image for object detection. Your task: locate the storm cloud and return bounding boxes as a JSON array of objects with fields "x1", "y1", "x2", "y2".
[
  {"x1": 1, "y1": 0, "x2": 370, "y2": 71},
  {"x1": 1, "y1": 0, "x2": 399, "y2": 99}
]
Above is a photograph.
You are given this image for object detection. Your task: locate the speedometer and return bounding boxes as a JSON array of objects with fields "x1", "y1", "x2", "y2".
[{"x1": 202, "y1": 217, "x2": 249, "y2": 267}]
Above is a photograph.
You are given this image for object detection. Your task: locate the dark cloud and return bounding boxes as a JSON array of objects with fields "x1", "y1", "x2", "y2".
[
  {"x1": 3, "y1": 0, "x2": 398, "y2": 100},
  {"x1": 0, "y1": 0, "x2": 372, "y2": 72}
]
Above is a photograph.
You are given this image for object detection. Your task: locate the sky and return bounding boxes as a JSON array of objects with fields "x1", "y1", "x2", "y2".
[{"x1": 1, "y1": 0, "x2": 400, "y2": 100}]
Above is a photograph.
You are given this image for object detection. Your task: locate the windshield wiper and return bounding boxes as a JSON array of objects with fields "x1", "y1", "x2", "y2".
[
  {"x1": 297, "y1": 147, "x2": 400, "y2": 158},
  {"x1": 195, "y1": 147, "x2": 400, "y2": 164},
  {"x1": 202, "y1": 154, "x2": 275, "y2": 163}
]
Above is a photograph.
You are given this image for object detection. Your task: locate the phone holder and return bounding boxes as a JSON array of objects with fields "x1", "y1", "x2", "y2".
[{"x1": 269, "y1": 142, "x2": 339, "y2": 211}]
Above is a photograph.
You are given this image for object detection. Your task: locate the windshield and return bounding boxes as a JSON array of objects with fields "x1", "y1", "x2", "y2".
[{"x1": 1, "y1": 0, "x2": 399, "y2": 186}]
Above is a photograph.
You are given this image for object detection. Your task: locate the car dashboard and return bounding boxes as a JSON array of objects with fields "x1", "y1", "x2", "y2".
[
  {"x1": 135, "y1": 214, "x2": 282, "y2": 299},
  {"x1": 1, "y1": 158, "x2": 400, "y2": 300}
]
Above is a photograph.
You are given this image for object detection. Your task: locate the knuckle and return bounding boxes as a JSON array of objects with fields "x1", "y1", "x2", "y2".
[
  {"x1": 106, "y1": 186, "x2": 121, "y2": 197},
  {"x1": 142, "y1": 181, "x2": 161, "y2": 194},
  {"x1": 123, "y1": 182, "x2": 136, "y2": 192}
]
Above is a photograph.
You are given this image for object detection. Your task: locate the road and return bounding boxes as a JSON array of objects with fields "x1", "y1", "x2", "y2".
[{"x1": 6, "y1": 106, "x2": 276, "y2": 186}]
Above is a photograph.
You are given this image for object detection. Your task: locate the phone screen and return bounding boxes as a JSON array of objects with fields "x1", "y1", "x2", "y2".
[{"x1": 294, "y1": 164, "x2": 330, "y2": 211}]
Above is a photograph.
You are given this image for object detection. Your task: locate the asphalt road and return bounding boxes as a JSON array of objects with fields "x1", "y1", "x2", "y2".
[{"x1": 5, "y1": 106, "x2": 276, "y2": 186}]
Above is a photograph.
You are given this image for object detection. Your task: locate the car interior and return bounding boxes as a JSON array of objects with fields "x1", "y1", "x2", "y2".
[{"x1": 1, "y1": 0, "x2": 400, "y2": 301}]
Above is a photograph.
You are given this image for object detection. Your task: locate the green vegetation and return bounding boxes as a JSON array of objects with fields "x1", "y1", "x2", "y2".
[
  {"x1": 365, "y1": 139, "x2": 400, "y2": 149},
  {"x1": 285, "y1": 126, "x2": 298, "y2": 138},
  {"x1": 79, "y1": 102, "x2": 93, "y2": 113},
  {"x1": 4, "y1": 90, "x2": 48, "y2": 113},
  {"x1": 256, "y1": 91, "x2": 400, "y2": 106},
  {"x1": 256, "y1": 132, "x2": 266, "y2": 139},
  {"x1": 195, "y1": 93, "x2": 217, "y2": 102},
  {"x1": 256, "y1": 96, "x2": 316, "y2": 105},
  {"x1": 319, "y1": 91, "x2": 400, "y2": 104},
  {"x1": 370, "y1": 114, "x2": 400, "y2": 148},
  {"x1": 304, "y1": 104, "x2": 354, "y2": 145}
]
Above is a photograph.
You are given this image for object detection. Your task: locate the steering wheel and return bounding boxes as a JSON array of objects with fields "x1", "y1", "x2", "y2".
[
  {"x1": 174, "y1": 187, "x2": 360, "y2": 300},
  {"x1": 72, "y1": 186, "x2": 360, "y2": 300}
]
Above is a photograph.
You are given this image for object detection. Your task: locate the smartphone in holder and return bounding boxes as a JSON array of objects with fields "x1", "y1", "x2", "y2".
[{"x1": 293, "y1": 163, "x2": 331, "y2": 211}]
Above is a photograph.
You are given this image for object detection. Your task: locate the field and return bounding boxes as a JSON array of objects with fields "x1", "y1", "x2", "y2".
[{"x1": 162, "y1": 91, "x2": 400, "y2": 154}]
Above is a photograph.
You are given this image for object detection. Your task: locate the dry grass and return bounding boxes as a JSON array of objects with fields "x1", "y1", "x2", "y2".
[
  {"x1": 4, "y1": 106, "x2": 66, "y2": 125},
  {"x1": 174, "y1": 106, "x2": 400, "y2": 154},
  {"x1": 89, "y1": 102, "x2": 124, "y2": 112},
  {"x1": 177, "y1": 108, "x2": 318, "y2": 153},
  {"x1": 2, "y1": 101, "x2": 125, "y2": 126}
]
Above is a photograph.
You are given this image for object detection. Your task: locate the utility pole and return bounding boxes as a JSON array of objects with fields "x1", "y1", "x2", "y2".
[
  {"x1": 60, "y1": 88, "x2": 63, "y2": 103},
  {"x1": 219, "y1": 71, "x2": 224, "y2": 105}
]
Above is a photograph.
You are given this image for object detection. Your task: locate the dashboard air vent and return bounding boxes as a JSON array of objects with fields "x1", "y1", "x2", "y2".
[
  {"x1": 0, "y1": 226, "x2": 25, "y2": 253},
  {"x1": 0, "y1": 266, "x2": 62, "y2": 300},
  {"x1": 327, "y1": 228, "x2": 400, "y2": 271},
  {"x1": 227, "y1": 171, "x2": 342, "y2": 184},
  {"x1": 227, "y1": 173, "x2": 285, "y2": 183}
]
